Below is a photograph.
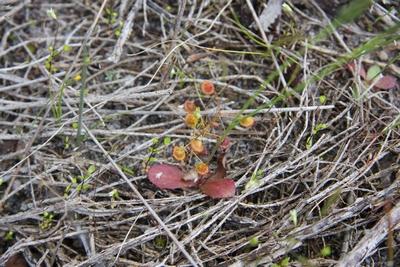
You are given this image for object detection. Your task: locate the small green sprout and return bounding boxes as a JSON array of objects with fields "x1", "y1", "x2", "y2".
[
  {"x1": 105, "y1": 7, "x2": 118, "y2": 25},
  {"x1": 312, "y1": 123, "x2": 328, "y2": 135},
  {"x1": 40, "y1": 211, "x2": 54, "y2": 230},
  {"x1": 319, "y1": 95, "x2": 327, "y2": 104},
  {"x1": 272, "y1": 257, "x2": 290, "y2": 267},
  {"x1": 320, "y1": 245, "x2": 332, "y2": 257},
  {"x1": 193, "y1": 107, "x2": 202, "y2": 120},
  {"x1": 307, "y1": 123, "x2": 327, "y2": 149},
  {"x1": 109, "y1": 189, "x2": 120, "y2": 200},
  {"x1": 87, "y1": 165, "x2": 96, "y2": 176},
  {"x1": 163, "y1": 136, "x2": 171, "y2": 146},
  {"x1": 4, "y1": 230, "x2": 14, "y2": 241},
  {"x1": 306, "y1": 136, "x2": 313, "y2": 150},
  {"x1": 76, "y1": 183, "x2": 90, "y2": 192},
  {"x1": 63, "y1": 44, "x2": 72, "y2": 52},
  {"x1": 248, "y1": 236, "x2": 259, "y2": 247},
  {"x1": 115, "y1": 22, "x2": 123, "y2": 37},
  {"x1": 64, "y1": 136, "x2": 70, "y2": 149},
  {"x1": 83, "y1": 54, "x2": 91, "y2": 65},
  {"x1": 64, "y1": 165, "x2": 95, "y2": 196}
]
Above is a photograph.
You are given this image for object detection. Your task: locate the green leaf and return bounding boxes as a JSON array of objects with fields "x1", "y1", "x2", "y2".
[
  {"x1": 248, "y1": 236, "x2": 259, "y2": 247},
  {"x1": 0, "y1": 177, "x2": 3, "y2": 187},
  {"x1": 313, "y1": 123, "x2": 328, "y2": 134},
  {"x1": 280, "y1": 257, "x2": 290, "y2": 267},
  {"x1": 151, "y1": 138, "x2": 159, "y2": 145},
  {"x1": 306, "y1": 136, "x2": 313, "y2": 150},
  {"x1": 366, "y1": 65, "x2": 381, "y2": 81},
  {"x1": 148, "y1": 147, "x2": 159, "y2": 154},
  {"x1": 64, "y1": 136, "x2": 70, "y2": 149},
  {"x1": 63, "y1": 44, "x2": 72, "y2": 52},
  {"x1": 321, "y1": 245, "x2": 332, "y2": 257},
  {"x1": 194, "y1": 107, "x2": 202, "y2": 119},
  {"x1": 64, "y1": 184, "x2": 72, "y2": 196},
  {"x1": 4, "y1": 231, "x2": 14, "y2": 241},
  {"x1": 82, "y1": 184, "x2": 90, "y2": 191},
  {"x1": 83, "y1": 55, "x2": 91, "y2": 65},
  {"x1": 76, "y1": 184, "x2": 82, "y2": 192},
  {"x1": 319, "y1": 95, "x2": 327, "y2": 104},
  {"x1": 163, "y1": 136, "x2": 171, "y2": 146},
  {"x1": 87, "y1": 165, "x2": 96, "y2": 175},
  {"x1": 109, "y1": 189, "x2": 120, "y2": 199}
]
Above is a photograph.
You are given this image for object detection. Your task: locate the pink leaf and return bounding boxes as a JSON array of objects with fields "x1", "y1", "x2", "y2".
[
  {"x1": 347, "y1": 62, "x2": 366, "y2": 80},
  {"x1": 148, "y1": 164, "x2": 195, "y2": 189},
  {"x1": 220, "y1": 137, "x2": 231, "y2": 152},
  {"x1": 373, "y1": 75, "x2": 398, "y2": 90},
  {"x1": 200, "y1": 179, "x2": 235, "y2": 199}
]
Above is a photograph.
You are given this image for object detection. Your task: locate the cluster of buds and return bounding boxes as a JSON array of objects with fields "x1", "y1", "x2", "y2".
[{"x1": 171, "y1": 81, "x2": 215, "y2": 176}]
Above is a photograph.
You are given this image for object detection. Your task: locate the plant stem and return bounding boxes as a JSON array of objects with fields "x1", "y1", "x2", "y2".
[{"x1": 77, "y1": 45, "x2": 89, "y2": 144}]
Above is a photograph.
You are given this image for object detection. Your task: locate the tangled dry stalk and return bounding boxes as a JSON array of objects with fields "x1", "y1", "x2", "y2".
[{"x1": 0, "y1": 0, "x2": 399, "y2": 266}]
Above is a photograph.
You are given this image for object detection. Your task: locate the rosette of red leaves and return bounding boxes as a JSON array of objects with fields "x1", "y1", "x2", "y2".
[{"x1": 147, "y1": 153, "x2": 235, "y2": 199}]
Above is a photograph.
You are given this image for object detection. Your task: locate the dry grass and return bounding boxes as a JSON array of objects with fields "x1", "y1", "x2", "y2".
[{"x1": 0, "y1": 0, "x2": 399, "y2": 266}]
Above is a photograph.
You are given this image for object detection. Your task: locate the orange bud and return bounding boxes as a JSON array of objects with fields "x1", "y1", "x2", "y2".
[
  {"x1": 196, "y1": 162, "x2": 209, "y2": 176},
  {"x1": 172, "y1": 146, "x2": 186, "y2": 161},
  {"x1": 184, "y1": 100, "x2": 196, "y2": 113},
  {"x1": 190, "y1": 139, "x2": 204, "y2": 154},
  {"x1": 239, "y1": 116, "x2": 255, "y2": 128},
  {"x1": 185, "y1": 113, "x2": 198, "y2": 128},
  {"x1": 200, "y1": 80, "x2": 215, "y2": 95}
]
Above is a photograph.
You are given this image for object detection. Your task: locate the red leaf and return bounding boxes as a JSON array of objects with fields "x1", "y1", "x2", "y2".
[
  {"x1": 347, "y1": 62, "x2": 366, "y2": 79},
  {"x1": 200, "y1": 179, "x2": 235, "y2": 198},
  {"x1": 373, "y1": 75, "x2": 398, "y2": 90},
  {"x1": 148, "y1": 164, "x2": 195, "y2": 189}
]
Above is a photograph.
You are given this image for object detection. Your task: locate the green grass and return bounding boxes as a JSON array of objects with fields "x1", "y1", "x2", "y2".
[{"x1": 207, "y1": 3, "x2": 400, "y2": 162}]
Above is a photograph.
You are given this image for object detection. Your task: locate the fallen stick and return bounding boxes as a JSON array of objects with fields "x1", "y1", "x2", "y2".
[
  {"x1": 337, "y1": 201, "x2": 400, "y2": 267},
  {"x1": 108, "y1": 0, "x2": 143, "y2": 63}
]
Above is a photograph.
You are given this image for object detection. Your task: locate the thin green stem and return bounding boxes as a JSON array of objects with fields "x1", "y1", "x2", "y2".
[{"x1": 77, "y1": 45, "x2": 89, "y2": 144}]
